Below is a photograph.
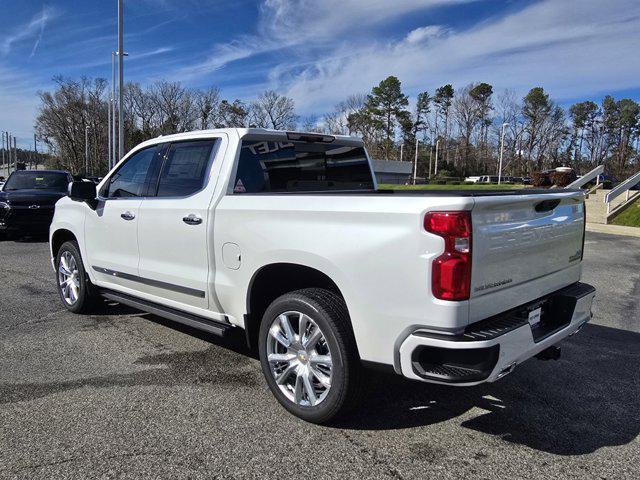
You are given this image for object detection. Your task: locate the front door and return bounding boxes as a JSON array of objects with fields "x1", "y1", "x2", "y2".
[
  {"x1": 84, "y1": 145, "x2": 159, "y2": 290},
  {"x1": 136, "y1": 138, "x2": 223, "y2": 312}
]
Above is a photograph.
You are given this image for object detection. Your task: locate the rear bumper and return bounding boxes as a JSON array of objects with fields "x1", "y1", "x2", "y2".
[{"x1": 397, "y1": 282, "x2": 596, "y2": 385}]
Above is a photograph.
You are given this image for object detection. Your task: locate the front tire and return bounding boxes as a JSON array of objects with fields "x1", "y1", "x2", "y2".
[
  {"x1": 258, "y1": 288, "x2": 361, "y2": 424},
  {"x1": 55, "y1": 241, "x2": 99, "y2": 313}
]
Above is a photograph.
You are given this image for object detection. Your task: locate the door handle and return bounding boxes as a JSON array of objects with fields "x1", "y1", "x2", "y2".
[
  {"x1": 121, "y1": 211, "x2": 135, "y2": 221},
  {"x1": 183, "y1": 214, "x2": 202, "y2": 225}
]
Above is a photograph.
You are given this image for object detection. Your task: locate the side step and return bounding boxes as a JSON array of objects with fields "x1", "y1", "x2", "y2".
[{"x1": 100, "y1": 289, "x2": 232, "y2": 337}]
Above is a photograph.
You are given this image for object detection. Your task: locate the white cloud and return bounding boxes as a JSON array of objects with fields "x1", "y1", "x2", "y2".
[
  {"x1": 174, "y1": 0, "x2": 477, "y2": 80},
  {"x1": 405, "y1": 25, "x2": 446, "y2": 44},
  {"x1": 1, "y1": 6, "x2": 57, "y2": 57},
  {"x1": 259, "y1": 0, "x2": 473, "y2": 43},
  {"x1": 275, "y1": 0, "x2": 640, "y2": 114}
]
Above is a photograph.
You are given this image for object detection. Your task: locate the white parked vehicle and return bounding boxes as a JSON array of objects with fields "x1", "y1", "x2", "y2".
[
  {"x1": 50, "y1": 129, "x2": 595, "y2": 423},
  {"x1": 464, "y1": 176, "x2": 481, "y2": 183}
]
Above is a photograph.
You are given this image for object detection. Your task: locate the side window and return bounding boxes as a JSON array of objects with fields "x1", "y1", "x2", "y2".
[
  {"x1": 102, "y1": 146, "x2": 157, "y2": 198},
  {"x1": 155, "y1": 140, "x2": 215, "y2": 197}
]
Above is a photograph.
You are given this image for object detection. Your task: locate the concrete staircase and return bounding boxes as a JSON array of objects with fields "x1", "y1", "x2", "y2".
[{"x1": 584, "y1": 189, "x2": 627, "y2": 224}]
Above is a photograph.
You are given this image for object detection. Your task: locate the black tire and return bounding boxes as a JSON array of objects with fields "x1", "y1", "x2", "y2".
[
  {"x1": 55, "y1": 241, "x2": 100, "y2": 314},
  {"x1": 258, "y1": 288, "x2": 362, "y2": 424}
]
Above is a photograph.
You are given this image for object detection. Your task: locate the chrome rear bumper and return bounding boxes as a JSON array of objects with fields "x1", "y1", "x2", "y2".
[{"x1": 397, "y1": 282, "x2": 596, "y2": 385}]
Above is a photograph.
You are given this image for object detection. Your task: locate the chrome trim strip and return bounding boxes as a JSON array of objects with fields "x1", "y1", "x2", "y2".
[{"x1": 92, "y1": 266, "x2": 206, "y2": 298}]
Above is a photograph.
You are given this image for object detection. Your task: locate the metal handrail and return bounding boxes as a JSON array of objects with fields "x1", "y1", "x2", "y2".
[
  {"x1": 605, "y1": 170, "x2": 640, "y2": 204},
  {"x1": 566, "y1": 165, "x2": 604, "y2": 189}
]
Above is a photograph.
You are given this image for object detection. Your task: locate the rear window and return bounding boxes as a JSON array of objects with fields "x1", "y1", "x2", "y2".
[
  {"x1": 233, "y1": 140, "x2": 374, "y2": 193},
  {"x1": 3, "y1": 172, "x2": 68, "y2": 192}
]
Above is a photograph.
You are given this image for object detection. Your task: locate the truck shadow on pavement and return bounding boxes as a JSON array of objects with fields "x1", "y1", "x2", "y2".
[
  {"x1": 2, "y1": 308, "x2": 636, "y2": 457},
  {"x1": 132, "y1": 315, "x2": 640, "y2": 456},
  {"x1": 337, "y1": 323, "x2": 639, "y2": 455}
]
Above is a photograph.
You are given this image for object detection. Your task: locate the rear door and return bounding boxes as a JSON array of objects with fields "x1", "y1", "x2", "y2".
[{"x1": 136, "y1": 136, "x2": 226, "y2": 312}]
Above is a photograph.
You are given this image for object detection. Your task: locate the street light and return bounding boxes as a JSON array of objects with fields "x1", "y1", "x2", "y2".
[
  {"x1": 412, "y1": 137, "x2": 419, "y2": 185},
  {"x1": 498, "y1": 122, "x2": 509, "y2": 184},
  {"x1": 434, "y1": 138, "x2": 441, "y2": 177},
  {"x1": 85, "y1": 125, "x2": 90, "y2": 176},
  {"x1": 117, "y1": 0, "x2": 125, "y2": 161}
]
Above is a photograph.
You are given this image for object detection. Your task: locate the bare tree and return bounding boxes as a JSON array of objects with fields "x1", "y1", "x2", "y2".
[
  {"x1": 249, "y1": 90, "x2": 298, "y2": 129},
  {"x1": 194, "y1": 87, "x2": 220, "y2": 130},
  {"x1": 324, "y1": 94, "x2": 366, "y2": 135},
  {"x1": 36, "y1": 76, "x2": 109, "y2": 174},
  {"x1": 217, "y1": 99, "x2": 250, "y2": 127}
]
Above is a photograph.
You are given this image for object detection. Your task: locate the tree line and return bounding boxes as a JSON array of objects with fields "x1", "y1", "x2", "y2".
[{"x1": 35, "y1": 75, "x2": 639, "y2": 180}]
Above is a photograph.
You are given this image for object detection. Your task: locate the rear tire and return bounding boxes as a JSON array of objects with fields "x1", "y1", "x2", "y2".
[
  {"x1": 258, "y1": 288, "x2": 362, "y2": 424},
  {"x1": 55, "y1": 241, "x2": 100, "y2": 314}
]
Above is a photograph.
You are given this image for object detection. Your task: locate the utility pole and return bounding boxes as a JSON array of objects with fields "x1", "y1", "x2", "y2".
[
  {"x1": 399, "y1": 143, "x2": 404, "y2": 162},
  {"x1": 117, "y1": 0, "x2": 125, "y2": 161},
  {"x1": 428, "y1": 142, "x2": 433, "y2": 180},
  {"x1": 498, "y1": 122, "x2": 509, "y2": 185},
  {"x1": 85, "y1": 125, "x2": 90, "y2": 176},
  {"x1": 110, "y1": 51, "x2": 116, "y2": 169},
  {"x1": 13, "y1": 136, "x2": 17, "y2": 173},
  {"x1": 434, "y1": 138, "x2": 440, "y2": 177},
  {"x1": 412, "y1": 138, "x2": 419, "y2": 185},
  {"x1": 33, "y1": 133, "x2": 37, "y2": 170},
  {"x1": 1, "y1": 132, "x2": 5, "y2": 173}
]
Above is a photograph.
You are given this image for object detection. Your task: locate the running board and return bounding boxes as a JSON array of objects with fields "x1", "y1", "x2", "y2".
[{"x1": 100, "y1": 289, "x2": 232, "y2": 337}]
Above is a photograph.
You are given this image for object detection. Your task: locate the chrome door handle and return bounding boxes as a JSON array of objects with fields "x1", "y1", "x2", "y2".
[
  {"x1": 121, "y1": 211, "x2": 135, "y2": 221},
  {"x1": 182, "y1": 214, "x2": 202, "y2": 225}
]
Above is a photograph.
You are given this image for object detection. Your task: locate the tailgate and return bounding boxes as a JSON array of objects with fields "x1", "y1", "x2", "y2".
[{"x1": 470, "y1": 190, "x2": 585, "y2": 298}]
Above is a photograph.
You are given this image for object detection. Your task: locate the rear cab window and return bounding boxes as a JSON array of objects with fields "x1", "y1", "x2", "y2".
[{"x1": 233, "y1": 136, "x2": 374, "y2": 194}]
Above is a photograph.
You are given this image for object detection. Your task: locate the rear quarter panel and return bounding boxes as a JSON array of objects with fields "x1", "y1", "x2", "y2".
[{"x1": 213, "y1": 194, "x2": 473, "y2": 365}]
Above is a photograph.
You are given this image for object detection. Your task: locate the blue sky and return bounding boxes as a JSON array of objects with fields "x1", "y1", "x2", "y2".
[{"x1": 1, "y1": 0, "x2": 640, "y2": 148}]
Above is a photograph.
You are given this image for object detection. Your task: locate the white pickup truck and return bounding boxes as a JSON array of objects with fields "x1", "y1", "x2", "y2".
[{"x1": 50, "y1": 128, "x2": 595, "y2": 423}]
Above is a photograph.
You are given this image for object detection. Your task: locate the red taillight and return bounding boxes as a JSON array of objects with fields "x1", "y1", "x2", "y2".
[{"x1": 424, "y1": 211, "x2": 472, "y2": 301}]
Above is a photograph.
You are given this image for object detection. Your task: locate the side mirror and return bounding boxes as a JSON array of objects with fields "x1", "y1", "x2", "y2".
[{"x1": 68, "y1": 181, "x2": 97, "y2": 207}]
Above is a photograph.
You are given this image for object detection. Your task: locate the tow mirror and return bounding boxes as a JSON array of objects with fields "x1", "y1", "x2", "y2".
[{"x1": 68, "y1": 181, "x2": 98, "y2": 208}]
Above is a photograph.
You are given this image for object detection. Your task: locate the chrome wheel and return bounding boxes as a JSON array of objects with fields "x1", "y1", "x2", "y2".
[
  {"x1": 58, "y1": 251, "x2": 80, "y2": 306},
  {"x1": 266, "y1": 311, "x2": 333, "y2": 407}
]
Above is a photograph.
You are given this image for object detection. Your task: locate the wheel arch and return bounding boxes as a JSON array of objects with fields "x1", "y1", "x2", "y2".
[
  {"x1": 244, "y1": 262, "x2": 355, "y2": 353},
  {"x1": 51, "y1": 228, "x2": 78, "y2": 259}
]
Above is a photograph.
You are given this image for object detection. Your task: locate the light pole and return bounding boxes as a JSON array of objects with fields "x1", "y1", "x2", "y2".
[
  {"x1": 412, "y1": 137, "x2": 419, "y2": 185},
  {"x1": 498, "y1": 122, "x2": 509, "y2": 184},
  {"x1": 117, "y1": 0, "x2": 125, "y2": 161},
  {"x1": 85, "y1": 125, "x2": 90, "y2": 176},
  {"x1": 12, "y1": 136, "x2": 17, "y2": 173},
  {"x1": 111, "y1": 51, "x2": 117, "y2": 169},
  {"x1": 434, "y1": 138, "x2": 440, "y2": 177},
  {"x1": 1, "y1": 131, "x2": 5, "y2": 173}
]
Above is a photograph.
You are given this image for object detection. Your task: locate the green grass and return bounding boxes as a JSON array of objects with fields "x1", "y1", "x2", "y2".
[
  {"x1": 378, "y1": 183, "x2": 526, "y2": 190},
  {"x1": 611, "y1": 197, "x2": 640, "y2": 228}
]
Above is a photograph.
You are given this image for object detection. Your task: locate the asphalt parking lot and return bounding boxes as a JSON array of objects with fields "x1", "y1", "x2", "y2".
[{"x1": 0, "y1": 232, "x2": 638, "y2": 479}]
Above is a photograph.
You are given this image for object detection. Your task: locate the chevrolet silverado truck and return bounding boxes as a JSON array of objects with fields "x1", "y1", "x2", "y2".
[{"x1": 50, "y1": 129, "x2": 595, "y2": 423}]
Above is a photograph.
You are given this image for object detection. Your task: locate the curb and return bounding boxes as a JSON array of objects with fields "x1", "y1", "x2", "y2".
[{"x1": 586, "y1": 223, "x2": 640, "y2": 238}]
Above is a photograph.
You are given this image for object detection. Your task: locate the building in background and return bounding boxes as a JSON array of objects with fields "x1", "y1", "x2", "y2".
[{"x1": 371, "y1": 160, "x2": 412, "y2": 185}]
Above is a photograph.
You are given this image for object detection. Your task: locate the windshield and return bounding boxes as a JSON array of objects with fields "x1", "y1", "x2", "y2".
[
  {"x1": 4, "y1": 172, "x2": 68, "y2": 192},
  {"x1": 234, "y1": 139, "x2": 374, "y2": 193}
]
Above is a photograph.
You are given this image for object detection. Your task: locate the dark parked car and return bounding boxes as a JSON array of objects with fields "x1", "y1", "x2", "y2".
[{"x1": 0, "y1": 170, "x2": 72, "y2": 238}]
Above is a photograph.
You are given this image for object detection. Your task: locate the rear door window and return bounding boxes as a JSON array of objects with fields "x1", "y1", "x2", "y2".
[
  {"x1": 154, "y1": 140, "x2": 216, "y2": 197},
  {"x1": 234, "y1": 140, "x2": 374, "y2": 193}
]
